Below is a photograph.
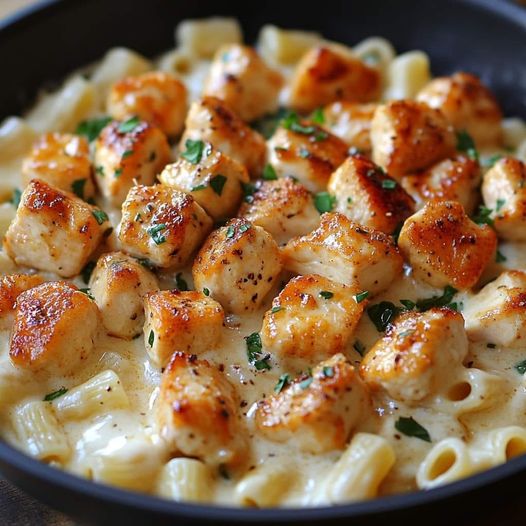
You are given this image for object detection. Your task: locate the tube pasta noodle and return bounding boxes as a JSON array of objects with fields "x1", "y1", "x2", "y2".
[
  {"x1": 353, "y1": 37, "x2": 396, "y2": 75},
  {"x1": 317, "y1": 433, "x2": 395, "y2": 504},
  {"x1": 516, "y1": 139, "x2": 526, "y2": 163},
  {"x1": 470, "y1": 426, "x2": 526, "y2": 468},
  {"x1": 157, "y1": 458, "x2": 212, "y2": 503},
  {"x1": 53, "y1": 370, "x2": 129, "y2": 421},
  {"x1": 12, "y1": 401, "x2": 70, "y2": 462},
  {"x1": 383, "y1": 50, "x2": 431, "y2": 100},
  {"x1": 502, "y1": 117, "x2": 526, "y2": 149}
]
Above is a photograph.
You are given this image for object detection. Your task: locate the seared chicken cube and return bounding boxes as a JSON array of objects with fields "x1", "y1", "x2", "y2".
[
  {"x1": 288, "y1": 46, "x2": 381, "y2": 113},
  {"x1": 402, "y1": 155, "x2": 480, "y2": 214},
  {"x1": 117, "y1": 184, "x2": 212, "y2": 269},
  {"x1": 255, "y1": 353, "x2": 369, "y2": 453},
  {"x1": 21, "y1": 133, "x2": 95, "y2": 201},
  {"x1": 181, "y1": 96, "x2": 266, "y2": 176},
  {"x1": 321, "y1": 101, "x2": 377, "y2": 152},
  {"x1": 327, "y1": 155, "x2": 414, "y2": 234},
  {"x1": 89, "y1": 252, "x2": 159, "y2": 339},
  {"x1": 360, "y1": 308, "x2": 468, "y2": 402},
  {"x1": 155, "y1": 352, "x2": 245, "y2": 466},
  {"x1": 144, "y1": 290, "x2": 224, "y2": 367},
  {"x1": 266, "y1": 121, "x2": 348, "y2": 192},
  {"x1": 4, "y1": 180, "x2": 110, "y2": 278},
  {"x1": 281, "y1": 212, "x2": 403, "y2": 295},
  {"x1": 9, "y1": 281, "x2": 99, "y2": 374},
  {"x1": 398, "y1": 200, "x2": 497, "y2": 290},
  {"x1": 159, "y1": 145, "x2": 249, "y2": 221},
  {"x1": 371, "y1": 100, "x2": 456, "y2": 180},
  {"x1": 107, "y1": 71, "x2": 188, "y2": 137},
  {"x1": 417, "y1": 72, "x2": 502, "y2": 147},
  {"x1": 203, "y1": 44, "x2": 283, "y2": 122},
  {"x1": 481, "y1": 157, "x2": 526, "y2": 241},
  {"x1": 0, "y1": 274, "x2": 44, "y2": 330},
  {"x1": 463, "y1": 271, "x2": 526, "y2": 346},
  {"x1": 94, "y1": 119, "x2": 171, "y2": 206},
  {"x1": 237, "y1": 177, "x2": 319, "y2": 245},
  {"x1": 192, "y1": 218, "x2": 282, "y2": 314},
  {"x1": 261, "y1": 274, "x2": 366, "y2": 364}
]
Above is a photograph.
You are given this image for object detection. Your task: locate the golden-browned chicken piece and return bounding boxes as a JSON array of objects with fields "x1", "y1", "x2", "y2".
[
  {"x1": 144, "y1": 290, "x2": 224, "y2": 367},
  {"x1": 192, "y1": 218, "x2": 282, "y2": 314},
  {"x1": 266, "y1": 120, "x2": 348, "y2": 192},
  {"x1": 288, "y1": 46, "x2": 381, "y2": 113},
  {"x1": 9, "y1": 281, "x2": 99, "y2": 374},
  {"x1": 4, "y1": 180, "x2": 110, "y2": 278},
  {"x1": 327, "y1": 155, "x2": 414, "y2": 234},
  {"x1": 117, "y1": 184, "x2": 212, "y2": 269},
  {"x1": 463, "y1": 271, "x2": 526, "y2": 346},
  {"x1": 237, "y1": 177, "x2": 319, "y2": 245},
  {"x1": 94, "y1": 119, "x2": 171, "y2": 207},
  {"x1": 261, "y1": 274, "x2": 366, "y2": 364},
  {"x1": 21, "y1": 133, "x2": 95, "y2": 201},
  {"x1": 281, "y1": 212, "x2": 403, "y2": 295},
  {"x1": 417, "y1": 72, "x2": 503, "y2": 147},
  {"x1": 255, "y1": 353, "x2": 369, "y2": 453},
  {"x1": 0, "y1": 274, "x2": 44, "y2": 330},
  {"x1": 155, "y1": 352, "x2": 245, "y2": 466},
  {"x1": 203, "y1": 44, "x2": 283, "y2": 122},
  {"x1": 360, "y1": 308, "x2": 468, "y2": 402},
  {"x1": 371, "y1": 100, "x2": 456, "y2": 180},
  {"x1": 159, "y1": 144, "x2": 249, "y2": 222},
  {"x1": 180, "y1": 96, "x2": 266, "y2": 176},
  {"x1": 321, "y1": 101, "x2": 377, "y2": 152},
  {"x1": 107, "y1": 72, "x2": 188, "y2": 137},
  {"x1": 481, "y1": 157, "x2": 526, "y2": 241},
  {"x1": 398, "y1": 200, "x2": 497, "y2": 289},
  {"x1": 402, "y1": 155, "x2": 481, "y2": 215},
  {"x1": 89, "y1": 252, "x2": 159, "y2": 339}
]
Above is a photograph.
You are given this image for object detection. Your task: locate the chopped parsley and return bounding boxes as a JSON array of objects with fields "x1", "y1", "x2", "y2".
[
  {"x1": 299, "y1": 376, "x2": 313, "y2": 389},
  {"x1": 175, "y1": 273, "x2": 189, "y2": 291},
  {"x1": 71, "y1": 179, "x2": 87, "y2": 199},
  {"x1": 11, "y1": 188, "x2": 21, "y2": 208},
  {"x1": 147, "y1": 224, "x2": 167, "y2": 245},
  {"x1": 95, "y1": 165, "x2": 105, "y2": 177},
  {"x1": 481, "y1": 154, "x2": 503, "y2": 168},
  {"x1": 496, "y1": 249, "x2": 507, "y2": 263},
  {"x1": 398, "y1": 329, "x2": 415, "y2": 339},
  {"x1": 487, "y1": 343, "x2": 497, "y2": 349},
  {"x1": 298, "y1": 147, "x2": 311, "y2": 159},
  {"x1": 181, "y1": 139, "x2": 205, "y2": 164},
  {"x1": 81, "y1": 261, "x2": 96, "y2": 284},
  {"x1": 148, "y1": 330, "x2": 155, "y2": 347},
  {"x1": 209, "y1": 174, "x2": 227, "y2": 195},
  {"x1": 399, "y1": 299, "x2": 416, "y2": 310},
  {"x1": 191, "y1": 183, "x2": 207, "y2": 192},
  {"x1": 415, "y1": 285, "x2": 458, "y2": 311},
  {"x1": 263, "y1": 164, "x2": 278, "y2": 181},
  {"x1": 282, "y1": 111, "x2": 327, "y2": 141},
  {"x1": 117, "y1": 116, "x2": 141, "y2": 134},
  {"x1": 515, "y1": 359, "x2": 526, "y2": 375},
  {"x1": 203, "y1": 288, "x2": 210, "y2": 296},
  {"x1": 354, "y1": 290, "x2": 369, "y2": 303},
  {"x1": 137, "y1": 258, "x2": 155, "y2": 270},
  {"x1": 271, "y1": 306, "x2": 283, "y2": 314},
  {"x1": 456, "y1": 130, "x2": 479, "y2": 161},
  {"x1": 79, "y1": 288, "x2": 94, "y2": 300},
  {"x1": 311, "y1": 107, "x2": 325, "y2": 125},
  {"x1": 353, "y1": 340, "x2": 366, "y2": 356},
  {"x1": 43, "y1": 387, "x2": 68, "y2": 402},
  {"x1": 274, "y1": 373, "x2": 290, "y2": 393},
  {"x1": 92, "y1": 209, "x2": 108, "y2": 225},
  {"x1": 245, "y1": 332, "x2": 271, "y2": 370},
  {"x1": 114, "y1": 168, "x2": 123, "y2": 178},
  {"x1": 239, "y1": 224, "x2": 251, "y2": 234},
  {"x1": 241, "y1": 181, "x2": 256, "y2": 203},
  {"x1": 75, "y1": 116, "x2": 112, "y2": 141},
  {"x1": 226, "y1": 226, "x2": 235, "y2": 239},
  {"x1": 495, "y1": 198, "x2": 506, "y2": 213},
  {"x1": 381, "y1": 179, "x2": 397, "y2": 190},
  {"x1": 395, "y1": 416, "x2": 431, "y2": 442},
  {"x1": 121, "y1": 150, "x2": 133, "y2": 160},
  {"x1": 367, "y1": 301, "x2": 401, "y2": 332},
  {"x1": 319, "y1": 290, "x2": 334, "y2": 300},
  {"x1": 251, "y1": 108, "x2": 288, "y2": 139},
  {"x1": 322, "y1": 366, "x2": 334, "y2": 378},
  {"x1": 314, "y1": 192, "x2": 336, "y2": 214}
]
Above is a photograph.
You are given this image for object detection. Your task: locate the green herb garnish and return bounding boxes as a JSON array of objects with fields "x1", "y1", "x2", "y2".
[
  {"x1": 322, "y1": 366, "x2": 334, "y2": 378},
  {"x1": 203, "y1": 288, "x2": 210, "y2": 296},
  {"x1": 147, "y1": 224, "x2": 167, "y2": 245},
  {"x1": 415, "y1": 285, "x2": 458, "y2": 311},
  {"x1": 245, "y1": 332, "x2": 271, "y2": 370},
  {"x1": 456, "y1": 130, "x2": 479, "y2": 161},
  {"x1": 148, "y1": 330, "x2": 155, "y2": 347},
  {"x1": 209, "y1": 174, "x2": 227, "y2": 195},
  {"x1": 92, "y1": 209, "x2": 108, "y2": 225},
  {"x1": 395, "y1": 416, "x2": 431, "y2": 442},
  {"x1": 319, "y1": 290, "x2": 334, "y2": 300},
  {"x1": 176, "y1": 273, "x2": 189, "y2": 291},
  {"x1": 367, "y1": 301, "x2": 401, "y2": 332},
  {"x1": 43, "y1": 387, "x2": 68, "y2": 402},
  {"x1": 181, "y1": 139, "x2": 205, "y2": 164},
  {"x1": 314, "y1": 192, "x2": 336, "y2": 214},
  {"x1": 117, "y1": 116, "x2": 141, "y2": 134},
  {"x1": 354, "y1": 290, "x2": 369, "y2": 303},
  {"x1": 274, "y1": 373, "x2": 290, "y2": 393},
  {"x1": 271, "y1": 306, "x2": 283, "y2": 314},
  {"x1": 79, "y1": 288, "x2": 95, "y2": 300},
  {"x1": 11, "y1": 188, "x2": 22, "y2": 208},
  {"x1": 263, "y1": 164, "x2": 278, "y2": 181},
  {"x1": 496, "y1": 249, "x2": 507, "y2": 263},
  {"x1": 381, "y1": 179, "x2": 397, "y2": 190},
  {"x1": 71, "y1": 179, "x2": 87, "y2": 200},
  {"x1": 75, "y1": 116, "x2": 112, "y2": 142},
  {"x1": 515, "y1": 359, "x2": 526, "y2": 375},
  {"x1": 311, "y1": 107, "x2": 325, "y2": 125},
  {"x1": 81, "y1": 261, "x2": 96, "y2": 284}
]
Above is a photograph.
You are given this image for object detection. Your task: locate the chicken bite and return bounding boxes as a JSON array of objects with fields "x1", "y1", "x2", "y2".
[
  {"x1": 371, "y1": 100, "x2": 456, "y2": 180},
  {"x1": 255, "y1": 353, "x2": 369, "y2": 453},
  {"x1": 155, "y1": 352, "x2": 245, "y2": 466},
  {"x1": 402, "y1": 155, "x2": 481, "y2": 214},
  {"x1": 117, "y1": 184, "x2": 212, "y2": 269},
  {"x1": 0, "y1": 274, "x2": 45, "y2": 330},
  {"x1": 4, "y1": 179, "x2": 110, "y2": 278},
  {"x1": 237, "y1": 177, "x2": 319, "y2": 245},
  {"x1": 89, "y1": 252, "x2": 159, "y2": 339},
  {"x1": 203, "y1": 44, "x2": 283, "y2": 122},
  {"x1": 288, "y1": 46, "x2": 381, "y2": 113},
  {"x1": 261, "y1": 274, "x2": 366, "y2": 364},
  {"x1": 107, "y1": 71, "x2": 188, "y2": 137},
  {"x1": 94, "y1": 119, "x2": 171, "y2": 206},
  {"x1": 398, "y1": 200, "x2": 497, "y2": 290},
  {"x1": 159, "y1": 144, "x2": 249, "y2": 222},
  {"x1": 481, "y1": 157, "x2": 526, "y2": 241},
  {"x1": 192, "y1": 218, "x2": 282, "y2": 314},
  {"x1": 266, "y1": 119, "x2": 349, "y2": 192},
  {"x1": 327, "y1": 155, "x2": 414, "y2": 234},
  {"x1": 360, "y1": 308, "x2": 468, "y2": 402},
  {"x1": 281, "y1": 212, "x2": 403, "y2": 295},
  {"x1": 417, "y1": 72, "x2": 502, "y2": 148},
  {"x1": 144, "y1": 290, "x2": 224, "y2": 367},
  {"x1": 463, "y1": 271, "x2": 526, "y2": 347},
  {"x1": 9, "y1": 281, "x2": 99, "y2": 374},
  {"x1": 180, "y1": 96, "x2": 266, "y2": 176},
  {"x1": 21, "y1": 133, "x2": 95, "y2": 201}
]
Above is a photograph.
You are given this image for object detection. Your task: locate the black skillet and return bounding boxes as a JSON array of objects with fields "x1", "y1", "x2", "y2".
[{"x1": 0, "y1": 0, "x2": 525, "y2": 524}]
